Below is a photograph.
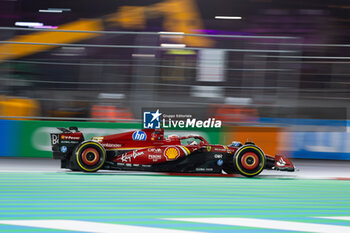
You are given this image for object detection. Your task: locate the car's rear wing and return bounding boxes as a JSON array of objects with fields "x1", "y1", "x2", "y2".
[{"x1": 50, "y1": 127, "x2": 84, "y2": 161}]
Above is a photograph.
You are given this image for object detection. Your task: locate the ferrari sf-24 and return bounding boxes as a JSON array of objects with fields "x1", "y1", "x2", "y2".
[{"x1": 50, "y1": 127, "x2": 294, "y2": 177}]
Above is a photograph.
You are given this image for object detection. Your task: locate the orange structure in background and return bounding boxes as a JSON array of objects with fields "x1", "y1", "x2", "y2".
[
  {"x1": 222, "y1": 126, "x2": 281, "y2": 157},
  {"x1": 210, "y1": 104, "x2": 259, "y2": 124},
  {"x1": 0, "y1": 96, "x2": 40, "y2": 120},
  {"x1": 91, "y1": 105, "x2": 134, "y2": 122}
]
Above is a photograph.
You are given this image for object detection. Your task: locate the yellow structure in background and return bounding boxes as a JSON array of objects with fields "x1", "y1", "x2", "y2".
[
  {"x1": 0, "y1": 19, "x2": 101, "y2": 61},
  {"x1": 0, "y1": 0, "x2": 213, "y2": 62},
  {"x1": 0, "y1": 96, "x2": 40, "y2": 120},
  {"x1": 109, "y1": 0, "x2": 213, "y2": 47}
]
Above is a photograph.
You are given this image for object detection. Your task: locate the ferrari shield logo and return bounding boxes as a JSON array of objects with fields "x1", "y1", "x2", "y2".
[{"x1": 207, "y1": 146, "x2": 211, "y2": 152}]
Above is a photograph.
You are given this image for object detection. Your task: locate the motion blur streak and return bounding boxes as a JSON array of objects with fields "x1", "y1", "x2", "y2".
[
  {"x1": 0, "y1": 0, "x2": 350, "y2": 162},
  {"x1": 0, "y1": 19, "x2": 101, "y2": 61},
  {"x1": 0, "y1": 0, "x2": 211, "y2": 63}
]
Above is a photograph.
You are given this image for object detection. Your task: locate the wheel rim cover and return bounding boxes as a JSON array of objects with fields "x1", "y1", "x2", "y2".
[
  {"x1": 241, "y1": 152, "x2": 259, "y2": 170},
  {"x1": 82, "y1": 148, "x2": 99, "y2": 166}
]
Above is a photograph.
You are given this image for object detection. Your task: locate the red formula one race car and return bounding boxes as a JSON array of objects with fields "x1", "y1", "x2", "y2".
[{"x1": 50, "y1": 127, "x2": 294, "y2": 177}]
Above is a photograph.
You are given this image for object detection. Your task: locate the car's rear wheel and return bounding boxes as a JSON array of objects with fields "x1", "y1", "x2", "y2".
[
  {"x1": 68, "y1": 156, "x2": 80, "y2": 171},
  {"x1": 73, "y1": 141, "x2": 106, "y2": 172},
  {"x1": 233, "y1": 145, "x2": 265, "y2": 177}
]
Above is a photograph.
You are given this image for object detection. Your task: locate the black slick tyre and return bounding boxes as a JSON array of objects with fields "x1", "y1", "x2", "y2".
[
  {"x1": 73, "y1": 141, "x2": 106, "y2": 172},
  {"x1": 222, "y1": 154, "x2": 234, "y2": 174},
  {"x1": 233, "y1": 145, "x2": 266, "y2": 177},
  {"x1": 68, "y1": 156, "x2": 80, "y2": 171}
]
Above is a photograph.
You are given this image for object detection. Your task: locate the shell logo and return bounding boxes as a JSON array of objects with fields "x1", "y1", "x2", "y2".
[{"x1": 164, "y1": 147, "x2": 180, "y2": 160}]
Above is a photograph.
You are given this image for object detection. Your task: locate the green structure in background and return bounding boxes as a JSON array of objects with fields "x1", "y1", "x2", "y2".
[{"x1": 10, "y1": 120, "x2": 222, "y2": 158}]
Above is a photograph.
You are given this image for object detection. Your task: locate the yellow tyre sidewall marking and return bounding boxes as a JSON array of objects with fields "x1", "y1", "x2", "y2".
[
  {"x1": 234, "y1": 146, "x2": 265, "y2": 176},
  {"x1": 76, "y1": 141, "x2": 106, "y2": 172}
]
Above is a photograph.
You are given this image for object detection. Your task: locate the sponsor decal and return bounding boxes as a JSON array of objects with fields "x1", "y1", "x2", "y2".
[
  {"x1": 85, "y1": 139, "x2": 121, "y2": 149},
  {"x1": 195, "y1": 168, "x2": 214, "y2": 172},
  {"x1": 148, "y1": 148, "x2": 162, "y2": 153},
  {"x1": 60, "y1": 140, "x2": 77, "y2": 144},
  {"x1": 60, "y1": 146, "x2": 67, "y2": 153},
  {"x1": 51, "y1": 134, "x2": 59, "y2": 145},
  {"x1": 121, "y1": 156, "x2": 128, "y2": 162},
  {"x1": 143, "y1": 109, "x2": 161, "y2": 129},
  {"x1": 133, "y1": 151, "x2": 144, "y2": 157},
  {"x1": 92, "y1": 136, "x2": 104, "y2": 143},
  {"x1": 207, "y1": 146, "x2": 211, "y2": 152},
  {"x1": 214, "y1": 154, "x2": 223, "y2": 159},
  {"x1": 102, "y1": 143, "x2": 122, "y2": 148},
  {"x1": 149, "y1": 154, "x2": 162, "y2": 162},
  {"x1": 121, "y1": 151, "x2": 144, "y2": 163},
  {"x1": 164, "y1": 147, "x2": 180, "y2": 160},
  {"x1": 132, "y1": 131, "x2": 147, "y2": 141},
  {"x1": 61, "y1": 135, "x2": 80, "y2": 140},
  {"x1": 34, "y1": 127, "x2": 132, "y2": 152},
  {"x1": 217, "y1": 159, "x2": 224, "y2": 166},
  {"x1": 214, "y1": 147, "x2": 227, "y2": 152}
]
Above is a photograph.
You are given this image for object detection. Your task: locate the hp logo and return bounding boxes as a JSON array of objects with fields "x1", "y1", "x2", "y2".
[{"x1": 132, "y1": 131, "x2": 147, "y2": 141}]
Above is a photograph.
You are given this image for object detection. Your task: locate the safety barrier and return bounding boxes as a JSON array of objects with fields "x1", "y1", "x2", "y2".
[
  {"x1": 0, "y1": 120, "x2": 221, "y2": 157},
  {"x1": 1, "y1": 119, "x2": 349, "y2": 160}
]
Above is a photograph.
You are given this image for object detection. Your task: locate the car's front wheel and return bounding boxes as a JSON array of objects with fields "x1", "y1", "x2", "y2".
[
  {"x1": 72, "y1": 141, "x2": 106, "y2": 172},
  {"x1": 233, "y1": 145, "x2": 266, "y2": 177}
]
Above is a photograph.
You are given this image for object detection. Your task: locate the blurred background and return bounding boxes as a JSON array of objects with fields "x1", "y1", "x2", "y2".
[{"x1": 0, "y1": 0, "x2": 349, "y2": 160}]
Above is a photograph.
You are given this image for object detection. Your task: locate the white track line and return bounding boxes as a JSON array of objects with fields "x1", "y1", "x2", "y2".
[
  {"x1": 165, "y1": 217, "x2": 350, "y2": 233},
  {"x1": 0, "y1": 220, "x2": 202, "y2": 233},
  {"x1": 316, "y1": 216, "x2": 350, "y2": 221},
  {"x1": 0, "y1": 170, "x2": 349, "y2": 180}
]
